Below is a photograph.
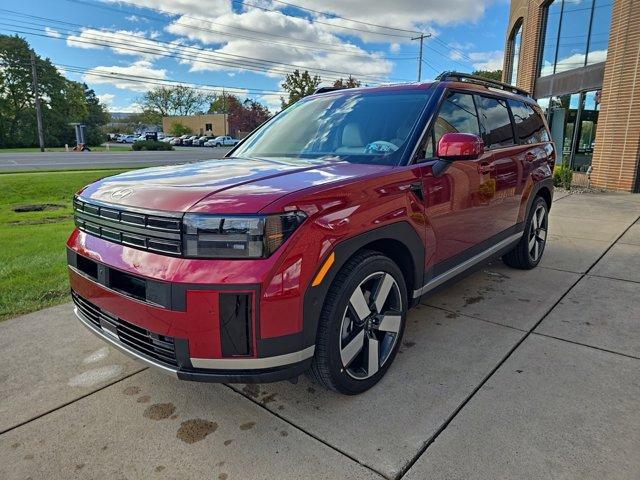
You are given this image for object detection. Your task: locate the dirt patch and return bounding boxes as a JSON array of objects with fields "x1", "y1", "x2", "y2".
[
  {"x1": 123, "y1": 386, "x2": 141, "y2": 396},
  {"x1": 12, "y1": 203, "x2": 64, "y2": 213},
  {"x1": 242, "y1": 384, "x2": 260, "y2": 398},
  {"x1": 137, "y1": 395, "x2": 151, "y2": 403},
  {"x1": 279, "y1": 430, "x2": 288, "y2": 437},
  {"x1": 143, "y1": 403, "x2": 176, "y2": 420},
  {"x1": 218, "y1": 474, "x2": 228, "y2": 480},
  {"x1": 402, "y1": 341, "x2": 416, "y2": 348},
  {"x1": 9, "y1": 215, "x2": 73, "y2": 226},
  {"x1": 239, "y1": 421, "x2": 256, "y2": 431},
  {"x1": 223, "y1": 439, "x2": 233, "y2": 446},
  {"x1": 176, "y1": 419, "x2": 218, "y2": 444},
  {"x1": 155, "y1": 466, "x2": 165, "y2": 473},
  {"x1": 261, "y1": 392, "x2": 277, "y2": 404},
  {"x1": 463, "y1": 295, "x2": 484, "y2": 306}
]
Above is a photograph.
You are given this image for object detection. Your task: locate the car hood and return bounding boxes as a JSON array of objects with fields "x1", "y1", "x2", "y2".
[{"x1": 78, "y1": 157, "x2": 392, "y2": 213}]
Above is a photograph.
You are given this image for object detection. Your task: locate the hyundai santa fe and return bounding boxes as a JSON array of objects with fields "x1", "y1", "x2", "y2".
[{"x1": 67, "y1": 72, "x2": 555, "y2": 394}]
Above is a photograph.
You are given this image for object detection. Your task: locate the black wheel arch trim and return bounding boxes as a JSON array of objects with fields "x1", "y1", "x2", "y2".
[{"x1": 301, "y1": 221, "x2": 424, "y2": 350}]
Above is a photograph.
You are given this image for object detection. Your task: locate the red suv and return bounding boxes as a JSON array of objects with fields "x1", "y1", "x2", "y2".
[{"x1": 68, "y1": 73, "x2": 554, "y2": 394}]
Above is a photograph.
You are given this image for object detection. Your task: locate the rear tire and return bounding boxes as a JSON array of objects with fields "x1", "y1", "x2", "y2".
[
  {"x1": 502, "y1": 196, "x2": 548, "y2": 269},
  {"x1": 307, "y1": 250, "x2": 408, "y2": 394}
]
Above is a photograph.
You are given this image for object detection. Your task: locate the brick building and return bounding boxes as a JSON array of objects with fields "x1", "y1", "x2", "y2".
[
  {"x1": 502, "y1": 0, "x2": 639, "y2": 191},
  {"x1": 162, "y1": 114, "x2": 228, "y2": 137}
]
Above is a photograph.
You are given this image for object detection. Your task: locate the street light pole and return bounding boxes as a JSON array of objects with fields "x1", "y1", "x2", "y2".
[
  {"x1": 411, "y1": 33, "x2": 431, "y2": 82},
  {"x1": 30, "y1": 51, "x2": 45, "y2": 152}
]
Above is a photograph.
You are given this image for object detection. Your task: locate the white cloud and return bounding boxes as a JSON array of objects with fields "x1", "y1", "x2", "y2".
[
  {"x1": 45, "y1": 27, "x2": 62, "y2": 38},
  {"x1": 82, "y1": 60, "x2": 168, "y2": 92},
  {"x1": 101, "y1": 0, "x2": 231, "y2": 19},
  {"x1": 125, "y1": 14, "x2": 148, "y2": 23},
  {"x1": 390, "y1": 43, "x2": 401, "y2": 53},
  {"x1": 468, "y1": 50, "x2": 504, "y2": 71},
  {"x1": 167, "y1": 9, "x2": 393, "y2": 81},
  {"x1": 259, "y1": 92, "x2": 285, "y2": 111},
  {"x1": 97, "y1": 93, "x2": 115, "y2": 106},
  {"x1": 67, "y1": 28, "x2": 173, "y2": 60}
]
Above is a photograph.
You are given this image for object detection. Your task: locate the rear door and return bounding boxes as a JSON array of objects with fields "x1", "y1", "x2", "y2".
[{"x1": 474, "y1": 94, "x2": 522, "y2": 233}]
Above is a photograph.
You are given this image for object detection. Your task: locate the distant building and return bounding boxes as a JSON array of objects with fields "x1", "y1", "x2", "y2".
[
  {"x1": 162, "y1": 114, "x2": 228, "y2": 136},
  {"x1": 502, "y1": 0, "x2": 639, "y2": 192}
]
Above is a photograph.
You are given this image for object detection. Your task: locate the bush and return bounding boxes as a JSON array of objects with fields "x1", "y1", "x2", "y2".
[
  {"x1": 553, "y1": 163, "x2": 573, "y2": 189},
  {"x1": 131, "y1": 140, "x2": 173, "y2": 151},
  {"x1": 169, "y1": 122, "x2": 191, "y2": 136}
]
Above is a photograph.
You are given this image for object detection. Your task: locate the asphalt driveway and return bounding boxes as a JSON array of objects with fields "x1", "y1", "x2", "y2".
[
  {"x1": 1, "y1": 191, "x2": 639, "y2": 479},
  {"x1": 0, "y1": 147, "x2": 233, "y2": 172}
]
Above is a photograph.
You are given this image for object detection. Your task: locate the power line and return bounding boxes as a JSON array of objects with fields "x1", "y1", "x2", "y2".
[
  {"x1": 0, "y1": 20, "x2": 403, "y2": 83},
  {"x1": 67, "y1": 0, "x2": 413, "y2": 40},
  {"x1": 265, "y1": 0, "x2": 420, "y2": 34}
]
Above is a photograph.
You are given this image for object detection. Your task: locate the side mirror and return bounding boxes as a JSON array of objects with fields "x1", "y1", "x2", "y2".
[{"x1": 437, "y1": 133, "x2": 484, "y2": 161}]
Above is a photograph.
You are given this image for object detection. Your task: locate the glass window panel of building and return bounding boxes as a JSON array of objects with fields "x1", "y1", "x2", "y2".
[
  {"x1": 539, "y1": 0, "x2": 613, "y2": 76},
  {"x1": 509, "y1": 22, "x2": 523, "y2": 84}
]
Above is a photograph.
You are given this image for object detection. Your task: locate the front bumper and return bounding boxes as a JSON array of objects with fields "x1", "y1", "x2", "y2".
[
  {"x1": 67, "y1": 234, "x2": 315, "y2": 383},
  {"x1": 73, "y1": 293, "x2": 313, "y2": 383}
]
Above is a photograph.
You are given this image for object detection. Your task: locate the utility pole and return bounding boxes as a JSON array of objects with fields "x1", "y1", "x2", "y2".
[
  {"x1": 222, "y1": 88, "x2": 227, "y2": 136},
  {"x1": 411, "y1": 33, "x2": 431, "y2": 82},
  {"x1": 30, "y1": 51, "x2": 45, "y2": 152}
]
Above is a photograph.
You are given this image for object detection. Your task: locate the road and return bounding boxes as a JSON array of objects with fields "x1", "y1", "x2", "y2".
[
  {"x1": 1, "y1": 191, "x2": 640, "y2": 479},
  {"x1": 0, "y1": 146, "x2": 233, "y2": 172}
]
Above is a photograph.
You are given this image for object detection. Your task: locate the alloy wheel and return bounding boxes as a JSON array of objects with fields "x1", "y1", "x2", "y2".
[
  {"x1": 339, "y1": 272, "x2": 403, "y2": 380},
  {"x1": 528, "y1": 203, "x2": 547, "y2": 262}
]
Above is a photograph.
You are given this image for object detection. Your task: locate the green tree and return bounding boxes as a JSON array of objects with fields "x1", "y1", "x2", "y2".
[
  {"x1": 140, "y1": 85, "x2": 213, "y2": 117},
  {"x1": 280, "y1": 69, "x2": 321, "y2": 109},
  {"x1": 208, "y1": 95, "x2": 271, "y2": 136},
  {"x1": 472, "y1": 70, "x2": 503, "y2": 82},
  {"x1": 0, "y1": 35, "x2": 109, "y2": 147},
  {"x1": 333, "y1": 76, "x2": 361, "y2": 89},
  {"x1": 168, "y1": 122, "x2": 191, "y2": 136}
]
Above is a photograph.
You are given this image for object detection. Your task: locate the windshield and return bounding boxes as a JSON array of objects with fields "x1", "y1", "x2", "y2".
[{"x1": 233, "y1": 89, "x2": 432, "y2": 165}]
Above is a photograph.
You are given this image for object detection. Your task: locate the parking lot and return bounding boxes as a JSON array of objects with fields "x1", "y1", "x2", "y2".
[
  {"x1": 1, "y1": 191, "x2": 639, "y2": 479},
  {"x1": 0, "y1": 146, "x2": 233, "y2": 172}
]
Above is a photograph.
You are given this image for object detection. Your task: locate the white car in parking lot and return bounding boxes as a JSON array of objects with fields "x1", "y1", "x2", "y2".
[{"x1": 204, "y1": 136, "x2": 239, "y2": 147}]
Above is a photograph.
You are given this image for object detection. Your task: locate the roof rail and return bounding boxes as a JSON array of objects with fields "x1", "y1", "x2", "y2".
[
  {"x1": 313, "y1": 86, "x2": 346, "y2": 95},
  {"x1": 435, "y1": 71, "x2": 531, "y2": 97}
]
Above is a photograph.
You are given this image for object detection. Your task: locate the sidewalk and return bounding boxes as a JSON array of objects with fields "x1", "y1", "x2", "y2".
[{"x1": 0, "y1": 191, "x2": 638, "y2": 479}]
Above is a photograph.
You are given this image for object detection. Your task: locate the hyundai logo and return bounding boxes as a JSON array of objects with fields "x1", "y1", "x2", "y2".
[{"x1": 110, "y1": 188, "x2": 134, "y2": 200}]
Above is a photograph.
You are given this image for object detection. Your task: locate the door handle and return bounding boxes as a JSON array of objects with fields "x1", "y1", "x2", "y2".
[
  {"x1": 410, "y1": 182, "x2": 424, "y2": 201},
  {"x1": 478, "y1": 163, "x2": 493, "y2": 174}
]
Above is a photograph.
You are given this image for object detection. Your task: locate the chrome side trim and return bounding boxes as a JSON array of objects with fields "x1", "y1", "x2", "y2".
[
  {"x1": 74, "y1": 307, "x2": 178, "y2": 377},
  {"x1": 412, "y1": 233, "x2": 522, "y2": 299},
  {"x1": 191, "y1": 345, "x2": 316, "y2": 370}
]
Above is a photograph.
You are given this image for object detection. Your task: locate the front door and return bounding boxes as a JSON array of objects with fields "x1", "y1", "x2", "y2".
[{"x1": 418, "y1": 90, "x2": 496, "y2": 270}]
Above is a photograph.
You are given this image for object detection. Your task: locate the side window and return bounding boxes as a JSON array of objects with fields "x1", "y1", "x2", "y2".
[
  {"x1": 433, "y1": 92, "x2": 480, "y2": 147},
  {"x1": 476, "y1": 96, "x2": 515, "y2": 148},
  {"x1": 509, "y1": 100, "x2": 550, "y2": 144}
]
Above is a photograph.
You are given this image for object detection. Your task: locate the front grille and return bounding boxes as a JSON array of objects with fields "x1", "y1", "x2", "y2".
[
  {"x1": 72, "y1": 291, "x2": 178, "y2": 367},
  {"x1": 73, "y1": 197, "x2": 183, "y2": 255}
]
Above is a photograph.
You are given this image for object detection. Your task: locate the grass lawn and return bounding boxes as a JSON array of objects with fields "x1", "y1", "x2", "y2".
[
  {"x1": 0, "y1": 145, "x2": 132, "y2": 153},
  {"x1": 0, "y1": 169, "x2": 128, "y2": 321}
]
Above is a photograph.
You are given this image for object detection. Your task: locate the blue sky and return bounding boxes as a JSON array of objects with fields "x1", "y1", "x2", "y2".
[{"x1": 2, "y1": 0, "x2": 510, "y2": 112}]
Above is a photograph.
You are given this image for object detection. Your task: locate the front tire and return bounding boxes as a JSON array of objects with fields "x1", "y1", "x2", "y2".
[
  {"x1": 308, "y1": 250, "x2": 408, "y2": 394},
  {"x1": 502, "y1": 196, "x2": 549, "y2": 269}
]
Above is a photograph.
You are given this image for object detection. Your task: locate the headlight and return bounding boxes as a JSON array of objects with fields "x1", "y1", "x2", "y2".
[{"x1": 182, "y1": 212, "x2": 306, "y2": 258}]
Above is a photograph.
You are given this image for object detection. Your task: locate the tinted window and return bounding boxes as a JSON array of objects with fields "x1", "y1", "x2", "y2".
[
  {"x1": 509, "y1": 100, "x2": 550, "y2": 144},
  {"x1": 233, "y1": 90, "x2": 432, "y2": 165},
  {"x1": 476, "y1": 96, "x2": 515, "y2": 148},
  {"x1": 433, "y1": 92, "x2": 480, "y2": 146}
]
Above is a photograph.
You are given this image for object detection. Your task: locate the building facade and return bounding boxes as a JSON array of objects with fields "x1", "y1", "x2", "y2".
[
  {"x1": 162, "y1": 114, "x2": 228, "y2": 137},
  {"x1": 503, "y1": 0, "x2": 640, "y2": 192}
]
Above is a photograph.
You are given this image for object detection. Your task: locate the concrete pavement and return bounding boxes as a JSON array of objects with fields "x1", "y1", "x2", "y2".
[
  {"x1": 0, "y1": 191, "x2": 639, "y2": 479},
  {"x1": 0, "y1": 147, "x2": 232, "y2": 172}
]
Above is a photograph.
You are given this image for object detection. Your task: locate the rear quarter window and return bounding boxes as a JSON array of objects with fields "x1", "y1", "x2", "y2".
[
  {"x1": 509, "y1": 100, "x2": 550, "y2": 144},
  {"x1": 476, "y1": 95, "x2": 515, "y2": 149}
]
